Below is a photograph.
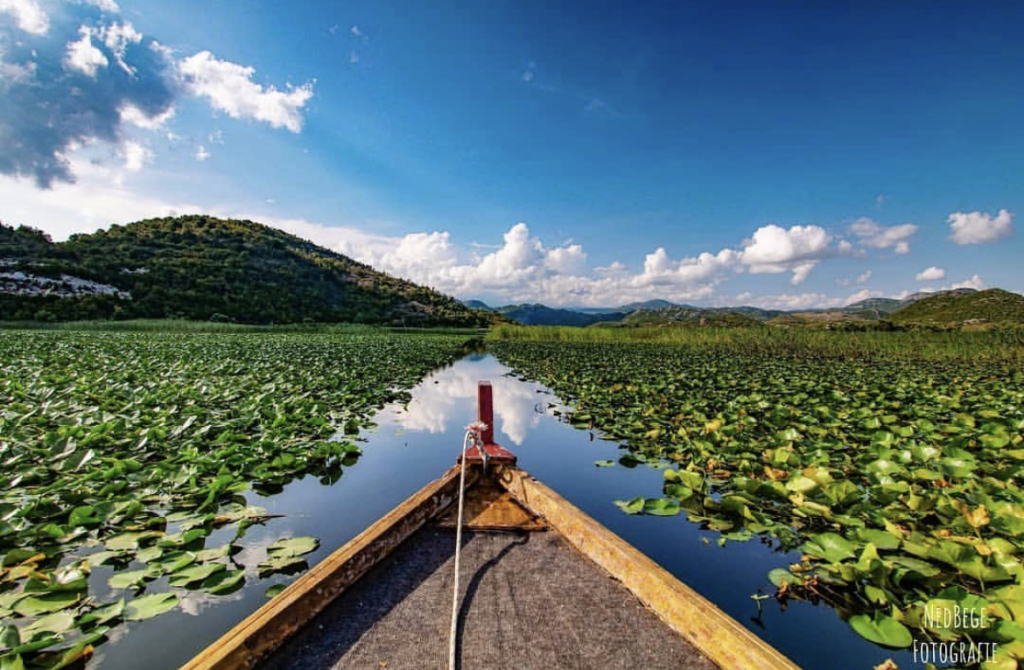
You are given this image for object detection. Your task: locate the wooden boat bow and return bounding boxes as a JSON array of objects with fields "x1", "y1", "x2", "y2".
[{"x1": 179, "y1": 381, "x2": 802, "y2": 670}]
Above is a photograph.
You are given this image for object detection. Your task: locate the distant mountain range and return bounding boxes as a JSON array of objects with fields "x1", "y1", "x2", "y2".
[
  {"x1": 1, "y1": 216, "x2": 1017, "y2": 329},
  {"x1": 464, "y1": 288, "x2": 1024, "y2": 328}
]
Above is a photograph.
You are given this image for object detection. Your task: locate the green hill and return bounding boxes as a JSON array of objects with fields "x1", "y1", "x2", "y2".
[
  {"x1": 0, "y1": 216, "x2": 493, "y2": 326},
  {"x1": 888, "y1": 288, "x2": 1024, "y2": 326},
  {"x1": 605, "y1": 306, "x2": 764, "y2": 328},
  {"x1": 495, "y1": 303, "x2": 626, "y2": 326}
]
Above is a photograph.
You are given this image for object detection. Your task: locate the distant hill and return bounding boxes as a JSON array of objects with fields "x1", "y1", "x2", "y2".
[
  {"x1": 0, "y1": 217, "x2": 494, "y2": 326},
  {"x1": 841, "y1": 297, "x2": 904, "y2": 317},
  {"x1": 901, "y1": 288, "x2": 978, "y2": 304},
  {"x1": 889, "y1": 288, "x2": 1024, "y2": 326},
  {"x1": 769, "y1": 289, "x2": 986, "y2": 328},
  {"x1": 461, "y1": 299, "x2": 493, "y2": 311},
  {"x1": 607, "y1": 306, "x2": 765, "y2": 328},
  {"x1": 576, "y1": 299, "x2": 685, "y2": 314},
  {"x1": 494, "y1": 303, "x2": 627, "y2": 327}
]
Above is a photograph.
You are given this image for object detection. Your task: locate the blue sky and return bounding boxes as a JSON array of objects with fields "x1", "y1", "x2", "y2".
[{"x1": 1, "y1": 0, "x2": 1021, "y2": 308}]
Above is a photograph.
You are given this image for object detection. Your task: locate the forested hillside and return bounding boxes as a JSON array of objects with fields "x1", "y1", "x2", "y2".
[{"x1": 0, "y1": 216, "x2": 493, "y2": 326}]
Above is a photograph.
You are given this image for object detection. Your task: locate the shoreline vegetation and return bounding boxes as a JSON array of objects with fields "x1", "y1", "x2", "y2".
[
  {"x1": 488, "y1": 324, "x2": 1024, "y2": 361},
  {"x1": 0, "y1": 319, "x2": 486, "y2": 336}
]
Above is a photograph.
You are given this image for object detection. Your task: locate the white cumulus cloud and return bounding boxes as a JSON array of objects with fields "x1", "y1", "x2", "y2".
[
  {"x1": 737, "y1": 224, "x2": 838, "y2": 284},
  {"x1": 179, "y1": 51, "x2": 314, "y2": 133},
  {"x1": 0, "y1": 0, "x2": 48, "y2": 35},
  {"x1": 64, "y1": 26, "x2": 108, "y2": 77},
  {"x1": 543, "y1": 244, "x2": 587, "y2": 275},
  {"x1": 948, "y1": 209, "x2": 1013, "y2": 245},
  {"x1": 915, "y1": 266, "x2": 945, "y2": 281},
  {"x1": 849, "y1": 217, "x2": 917, "y2": 254}
]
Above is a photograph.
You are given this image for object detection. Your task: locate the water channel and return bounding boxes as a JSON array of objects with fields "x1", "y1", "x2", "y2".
[{"x1": 91, "y1": 352, "x2": 916, "y2": 670}]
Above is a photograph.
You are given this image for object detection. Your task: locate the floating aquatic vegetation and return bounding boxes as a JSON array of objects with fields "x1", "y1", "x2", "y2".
[
  {"x1": 0, "y1": 331, "x2": 466, "y2": 669},
  {"x1": 491, "y1": 339, "x2": 1024, "y2": 667}
]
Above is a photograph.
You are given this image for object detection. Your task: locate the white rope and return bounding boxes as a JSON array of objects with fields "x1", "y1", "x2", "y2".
[{"x1": 449, "y1": 427, "x2": 475, "y2": 670}]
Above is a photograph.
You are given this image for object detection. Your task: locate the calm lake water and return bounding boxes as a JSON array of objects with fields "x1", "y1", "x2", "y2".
[{"x1": 92, "y1": 352, "x2": 915, "y2": 670}]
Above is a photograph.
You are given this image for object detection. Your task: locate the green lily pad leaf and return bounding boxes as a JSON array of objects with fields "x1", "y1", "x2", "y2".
[
  {"x1": 265, "y1": 583, "x2": 287, "y2": 599},
  {"x1": 194, "y1": 544, "x2": 234, "y2": 562},
  {"x1": 854, "y1": 529, "x2": 901, "y2": 551},
  {"x1": 257, "y1": 556, "x2": 309, "y2": 578},
  {"x1": 108, "y1": 569, "x2": 154, "y2": 591},
  {"x1": 266, "y1": 536, "x2": 319, "y2": 559},
  {"x1": 981, "y1": 640, "x2": 1024, "y2": 670},
  {"x1": 202, "y1": 570, "x2": 245, "y2": 595},
  {"x1": 802, "y1": 533, "x2": 856, "y2": 564},
  {"x1": 767, "y1": 568, "x2": 803, "y2": 588},
  {"x1": 135, "y1": 546, "x2": 163, "y2": 564},
  {"x1": 158, "y1": 528, "x2": 208, "y2": 549},
  {"x1": 663, "y1": 484, "x2": 693, "y2": 500},
  {"x1": 168, "y1": 563, "x2": 226, "y2": 588},
  {"x1": 67, "y1": 506, "x2": 100, "y2": 528},
  {"x1": 1, "y1": 624, "x2": 19, "y2": 651},
  {"x1": 848, "y1": 612, "x2": 913, "y2": 648},
  {"x1": 21, "y1": 612, "x2": 75, "y2": 639},
  {"x1": 785, "y1": 475, "x2": 819, "y2": 494},
  {"x1": 45, "y1": 635, "x2": 99, "y2": 670},
  {"x1": 614, "y1": 497, "x2": 645, "y2": 515},
  {"x1": 78, "y1": 599, "x2": 124, "y2": 627},
  {"x1": 12, "y1": 593, "x2": 80, "y2": 617},
  {"x1": 0, "y1": 653, "x2": 25, "y2": 670},
  {"x1": 642, "y1": 498, "x2": 681, "y2": 516},
  {"x1": 864, "y1": 585, "x2": 888, "y2": 605},
  {"x1": 594, "y1": 460, "x2": 615, "y2": 468},
  {"x1": 104, "y1": 531, "x2": 161, "y2": 552},
  {"x1": 124, "y1": 593, "x2": 179, "y2": 621},
  {"x1": 156, "y1": 551, "x2": 197, "y2": 574}
]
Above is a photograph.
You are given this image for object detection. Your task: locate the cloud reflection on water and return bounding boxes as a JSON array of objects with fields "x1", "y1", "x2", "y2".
[{"x1": 378, "y1": 356, "x2": 555, "y2": 446}]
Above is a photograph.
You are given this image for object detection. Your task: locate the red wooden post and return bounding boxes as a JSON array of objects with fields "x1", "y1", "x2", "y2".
[{"x1": 478, "y1": 381, "x2": 494, "y2": 445}]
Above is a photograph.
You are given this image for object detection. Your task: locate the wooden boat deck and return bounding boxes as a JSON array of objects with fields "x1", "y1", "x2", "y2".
[{"x1": 258, "y1": 522, "x2": 719, "y2": 670}]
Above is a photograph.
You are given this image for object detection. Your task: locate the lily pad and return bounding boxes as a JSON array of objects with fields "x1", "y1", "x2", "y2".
[
  {"x1": 124, "y1": 593, "x2": 179, "y2": 621},
  {"x1": 848, "y1": 613, "x2": 913, "y2": 648}
]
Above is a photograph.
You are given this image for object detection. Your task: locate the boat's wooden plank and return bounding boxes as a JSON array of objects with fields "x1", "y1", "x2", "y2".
[
  {"x1": 498, "y1": 466, "x2": 803, "y2": 670},
  {"x1": 436, "y1": 482, "x2": 546, "y2": 531},
  {"x1": 179, "y1": 464, "x2": 475, "y2": 670}
]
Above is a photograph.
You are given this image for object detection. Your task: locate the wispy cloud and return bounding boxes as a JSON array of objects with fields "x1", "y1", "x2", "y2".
[
  {"x1": 179, "y1": 52, "x2": 314, "y2": 133},
  {"x1": 849, "y1": 217, "x2": 917, "y2": 254},
  {"x1": 521, "y1": 60, "x2": 535, "y2": 82}
]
